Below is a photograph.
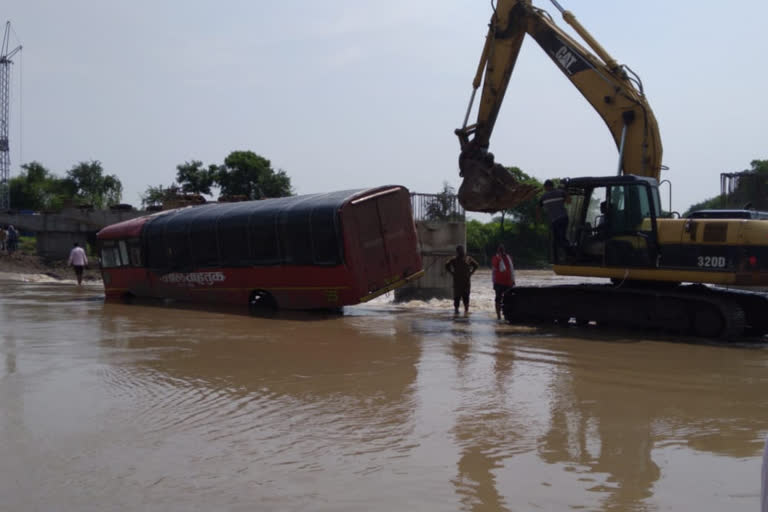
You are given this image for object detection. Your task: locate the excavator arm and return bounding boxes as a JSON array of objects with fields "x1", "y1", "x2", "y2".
[{"x1": 456, "y1": 0, "x2": 662, "y2": 212}]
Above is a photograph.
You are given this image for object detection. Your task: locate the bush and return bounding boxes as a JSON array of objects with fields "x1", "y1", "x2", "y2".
[{"x1": 18, "y1": 235, "x2": 36, "y2": 255}]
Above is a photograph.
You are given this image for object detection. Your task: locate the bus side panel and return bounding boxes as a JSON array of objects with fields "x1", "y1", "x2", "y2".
[
  {"x1": 135, "y1": 265, "x2": 358, "y2": 310},
  {"x1": 263, "y1": 265, "x2": 358, "y2": 309},
  {"x1": 149, "y1": 272, "x2": 195, "y2": 302},
  {"x1": 101, "y1": 268, "x2": 153, "y2": 300}
]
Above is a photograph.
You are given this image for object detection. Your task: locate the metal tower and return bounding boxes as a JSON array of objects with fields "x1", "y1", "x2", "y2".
[{"x1": 1, "y1": 22, "x2": 22, "y2": 210}]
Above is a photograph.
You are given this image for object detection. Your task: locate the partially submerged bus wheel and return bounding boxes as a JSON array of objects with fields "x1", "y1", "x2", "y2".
[{"x1": 249, "y1": 290, "x2": 277, "y2": 313}]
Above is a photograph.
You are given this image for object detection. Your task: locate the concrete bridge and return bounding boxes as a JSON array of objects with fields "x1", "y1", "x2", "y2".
[
  {"x1": 0, "y1": 208, "x2": 146, "y2": 260},
  {"x1": 394, "y1": 193, "x2": 466, "y2": 301}
]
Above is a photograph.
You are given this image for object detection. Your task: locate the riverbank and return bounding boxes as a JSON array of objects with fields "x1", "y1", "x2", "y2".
[{"x1": 0, "y1": 252, "x2": 101, "y2": 283}]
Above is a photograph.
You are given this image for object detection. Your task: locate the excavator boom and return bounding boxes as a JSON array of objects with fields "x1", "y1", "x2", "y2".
[{"x1": 456, "y1": 0, "x2": 662, "y2": 212}]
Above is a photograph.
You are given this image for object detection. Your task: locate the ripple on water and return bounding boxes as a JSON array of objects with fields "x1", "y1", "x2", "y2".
[{"x1": 2, "y1": 273, "x2": 768, "y2": 511}]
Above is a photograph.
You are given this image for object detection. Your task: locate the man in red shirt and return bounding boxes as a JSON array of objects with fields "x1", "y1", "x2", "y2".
[{"x1": 491, "y1": 244, "x2": 515, "y2": 320}]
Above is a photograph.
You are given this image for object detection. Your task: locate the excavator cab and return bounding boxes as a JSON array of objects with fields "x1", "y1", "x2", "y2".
[{"x1": 563, "y1": 176, "x2": 660, "y2": 268}]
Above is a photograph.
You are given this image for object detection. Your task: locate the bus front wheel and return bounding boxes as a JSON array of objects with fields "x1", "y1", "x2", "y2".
[{"x1": 249, "y1": 290, "x2": 277, "y2": 313}]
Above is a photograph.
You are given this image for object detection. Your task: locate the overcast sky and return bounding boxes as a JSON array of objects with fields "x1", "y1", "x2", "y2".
[{"x1": 3, "y1": 0, "x2": 767, "y2": 217}]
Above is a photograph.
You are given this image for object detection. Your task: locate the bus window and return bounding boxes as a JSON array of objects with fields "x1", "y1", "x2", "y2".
[
  {"x1": 101, "y1": 241, "x2": 122, "y2": 268},
  {"x1": 118, "y1": 241, "x2": 130, "y2": 267},
  {"x1": 310, "y1": 208, "x2": 341, "y2": 265},
  {"x1": 146, "y1": 230, "x2": 168, "y2": 268},
  {"x1": 280, "y1": 209, "x2": 313, "y2": 265},
  {"x1": 250, "y1": 213, "x2": 280, "y2": 264},
  {"x1": 190, "y1": 217, "x2": 220, "y2": 268},
  {"x1": 128, "y1": 240, "x2": 143, "y2": 267},
  {"x1": 166, "y1": 229, "x2": 191, "y2": 269},
  {"x1": 218, "y1": 220, "x2": 250, "y2": 266}
]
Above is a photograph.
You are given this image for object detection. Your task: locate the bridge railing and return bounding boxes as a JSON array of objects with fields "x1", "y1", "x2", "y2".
[{"x1": 410, "y1": 192, "x2": 465, "y2": 222}]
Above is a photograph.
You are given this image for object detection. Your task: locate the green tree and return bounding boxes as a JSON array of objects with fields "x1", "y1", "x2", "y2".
[
  {"x1": 684, "y1": 159, "x2": 768, "y2": 215},
  {"x1": 502, "y1": 167, "x2": 544, "y2": 225},
  {"x1": 66, "y1": 160, "x2": 123, "y2": 208},
  {"x1": 425, "y1": 182, "x2": 463, "y2": 221},
  {"x1": 500, "y1": 167, "x2": 549, "y2": 266},
  {"x1": 748, "y1": 159, "x2": 768, "y2": 174},
  {"x1": 684, "y1": 195, "x2": 727, "y2": 216},
  {"x1": 9, "y1": 162, "x2": 50, "y2": 210},
  {"x1": 140, "y1": 184, "x2": 180, "y2": 208},
  {"x1": 215, "y1": 151, "x2": 292, "y2": 199},
  {"x1": 722, "y1": 159, "x2": 768, "y2": 210},
  {"x1": 466, "y1": 219, "x2": 499, "y2": 264},
  {"x1": 465, "y1": 166, "x2": 550, "y2": 267},
  {"x1": 176, "y1": 160, "x2": 216, "y2": 196},
  {"x1": 9, "y1": 161, "x2": 77, "y2": 211}
]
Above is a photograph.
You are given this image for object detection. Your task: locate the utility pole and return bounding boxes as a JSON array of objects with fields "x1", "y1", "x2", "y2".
[{"x1": 1, "y1": 22, "x2": 22, "y2": 210}]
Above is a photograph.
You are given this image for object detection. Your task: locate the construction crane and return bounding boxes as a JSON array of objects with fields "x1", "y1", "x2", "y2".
[{"x1": 1, "y1": 21, "x2": 22, "y2": 211}]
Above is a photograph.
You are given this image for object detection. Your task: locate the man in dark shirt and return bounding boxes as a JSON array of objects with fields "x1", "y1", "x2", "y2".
[
  {"x1": 445, "y1": 245, "x2": 479, "y2": 314},
  {"x1": 537, "y1": 180, "x2": 571, "y2": 263}
]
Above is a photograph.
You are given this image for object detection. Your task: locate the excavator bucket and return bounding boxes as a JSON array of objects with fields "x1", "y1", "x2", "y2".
[{"x1": 457, "y1": 155, "x2": 540, "y2": 213}]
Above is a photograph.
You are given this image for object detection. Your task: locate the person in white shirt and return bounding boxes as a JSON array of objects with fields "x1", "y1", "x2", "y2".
[{"x1": 67, "y1": 242, "x2": 89, "y2": 285}]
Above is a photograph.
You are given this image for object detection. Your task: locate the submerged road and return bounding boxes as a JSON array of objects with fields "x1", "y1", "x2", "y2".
[{"x1": 0, "y1": 270, "x2": 766, "y2": 511}]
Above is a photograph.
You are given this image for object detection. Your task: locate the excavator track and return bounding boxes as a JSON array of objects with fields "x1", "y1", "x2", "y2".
[
  {"x1": 701, "y1": 286, "x2": 768, "y2": 337},
  {"x1": 501, "y1": 284, "x2": 765, "y2": 340}
]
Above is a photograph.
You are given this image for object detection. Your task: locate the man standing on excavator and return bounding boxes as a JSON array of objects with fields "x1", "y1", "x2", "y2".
[{"x1": 537, "y1": 180, "x2": 571, "y2": 263}]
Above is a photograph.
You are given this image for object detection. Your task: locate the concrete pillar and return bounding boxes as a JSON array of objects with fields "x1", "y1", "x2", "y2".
[{"x1": 395, "y1": 220, "x2": 466, "y2": 301}]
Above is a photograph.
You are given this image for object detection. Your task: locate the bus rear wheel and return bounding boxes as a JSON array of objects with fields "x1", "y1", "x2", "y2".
[{"x1": 249, "y1": 290, "x2": 277, "y2": 313}]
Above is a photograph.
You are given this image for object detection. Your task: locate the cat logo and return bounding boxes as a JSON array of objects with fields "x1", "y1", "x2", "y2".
[{"x1": 555, "y1": 46, "x2": 581, "y2": 76}]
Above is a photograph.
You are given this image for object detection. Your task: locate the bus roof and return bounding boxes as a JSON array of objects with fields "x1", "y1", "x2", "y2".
[
  {"x1": 96, "y1": 206, "x2": 187, "y2": 240},
  {"x1": 97, "y1": 186, "x2": 407, "y2": 240}
]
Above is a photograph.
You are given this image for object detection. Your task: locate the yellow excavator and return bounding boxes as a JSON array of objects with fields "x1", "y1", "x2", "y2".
[{"x1": 455, "y1": 0, "x2": 768, "y2": 339}]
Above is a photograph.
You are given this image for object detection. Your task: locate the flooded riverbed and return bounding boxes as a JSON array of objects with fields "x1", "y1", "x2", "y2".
[{"x1": 1, "y1": 270, "x2": 766, "y2": 511}]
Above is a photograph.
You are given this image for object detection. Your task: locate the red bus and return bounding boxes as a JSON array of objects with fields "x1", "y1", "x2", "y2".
[{"x1": 96, "y1": 186, "x2": 423, "y2": 310}]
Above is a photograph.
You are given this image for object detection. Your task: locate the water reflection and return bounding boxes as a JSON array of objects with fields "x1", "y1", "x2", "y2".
[
  {"x1": 533, "y1": 330, "x2": 768, "y2": 510},
  {"x1": 3, "y1": 334, "x2": 16, "y2": 376},
  {"x1": 451, "y1": 324, "x2": 519, "y2": 512},
  {"x1": 97, "y1": 300, "x2": 422, "y2": 475},
  {"x1": 428, "y1": 317, "x2": 768, "y2": 511}
]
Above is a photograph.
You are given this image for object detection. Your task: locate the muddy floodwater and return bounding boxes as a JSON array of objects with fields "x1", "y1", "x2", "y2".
[{"x1": 1, "y1": 270, "x2": 767, "y2": 511}]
